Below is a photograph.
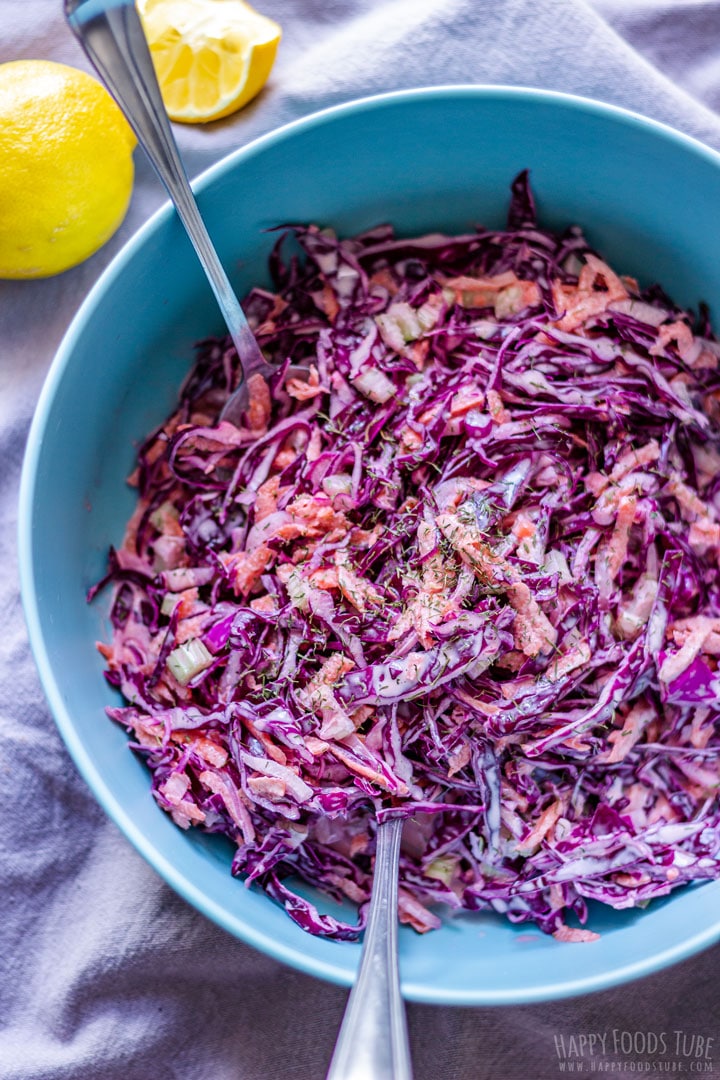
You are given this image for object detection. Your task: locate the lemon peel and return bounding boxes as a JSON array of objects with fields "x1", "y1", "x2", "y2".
[{"x1": 0, "y1": 60, "x2": 136, "y2": 280}]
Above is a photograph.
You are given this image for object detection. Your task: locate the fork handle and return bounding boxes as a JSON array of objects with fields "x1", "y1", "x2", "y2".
[
  {"x1": 326, "y1": 817, "x2": 413, "y2": 1080},
  {"x1": 65, "y1": 0, "x2": 268, "y2": 379}
]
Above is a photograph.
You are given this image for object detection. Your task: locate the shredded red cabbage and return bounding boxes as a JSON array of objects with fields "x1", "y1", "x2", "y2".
[{"x1": 91, "y1": 172, "x2": 720, "y2": 943}]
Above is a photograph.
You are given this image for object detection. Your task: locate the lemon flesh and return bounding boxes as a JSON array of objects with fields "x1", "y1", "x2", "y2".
[
  {"x1": 0, "y1": 60, "x2": 136, "y2": 280},
  {"x1": 139, "y1": 0, "x2": 281, "y2": 123}
]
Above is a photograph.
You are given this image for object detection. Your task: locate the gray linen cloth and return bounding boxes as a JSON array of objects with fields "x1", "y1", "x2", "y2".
[{"x1": 2, "y1": 1, "x2": 720, "y2": 1078}]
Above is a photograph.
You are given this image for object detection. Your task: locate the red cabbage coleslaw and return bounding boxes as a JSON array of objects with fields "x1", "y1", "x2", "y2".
[{"x1": 91, "y1": 173, "x2": 720, "y2": 943}]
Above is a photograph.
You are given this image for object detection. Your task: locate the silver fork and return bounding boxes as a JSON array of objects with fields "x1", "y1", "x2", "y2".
[
  {"x1": 326, "y1": 816, "x2": 413, "y2": 1080},
  {"x1": 64, "y1": 0, "x2": 275, "y2": 426},
  {"x1": 65, "y1": 7, "x2": 413, "y2": 1075}
]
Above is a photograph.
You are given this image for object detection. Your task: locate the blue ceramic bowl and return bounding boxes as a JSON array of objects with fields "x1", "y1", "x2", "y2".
[{"x1": 19, "y1": 86, "x2": 720, "y2": 1004}]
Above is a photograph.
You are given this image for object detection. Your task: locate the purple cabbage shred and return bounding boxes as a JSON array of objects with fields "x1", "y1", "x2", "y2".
[{"x1": 92, "y1": 172, "x2": 720, "y2": 943}]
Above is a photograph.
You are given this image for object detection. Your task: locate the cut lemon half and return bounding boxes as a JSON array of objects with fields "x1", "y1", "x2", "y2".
[{"x1": 138, "y1": 0, "x2": 281, "y2": 123}]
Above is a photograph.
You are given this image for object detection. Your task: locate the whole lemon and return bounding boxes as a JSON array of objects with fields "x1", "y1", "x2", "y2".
[{"x1": 0, "y1": 60, "x2": 136, "y2": 279}]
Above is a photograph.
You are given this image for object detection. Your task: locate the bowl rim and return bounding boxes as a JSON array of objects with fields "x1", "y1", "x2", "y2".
[{"x1": 18, "y1": 83, "x2": 720, "y2": 1005}]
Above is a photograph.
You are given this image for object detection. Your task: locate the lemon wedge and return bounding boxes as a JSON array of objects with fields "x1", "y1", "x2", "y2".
[{"x1": 138, "y1": 0, "x2": 281, "y2": 124}]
